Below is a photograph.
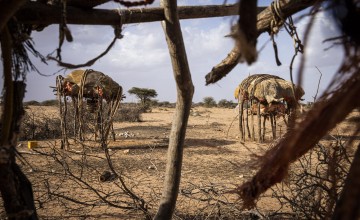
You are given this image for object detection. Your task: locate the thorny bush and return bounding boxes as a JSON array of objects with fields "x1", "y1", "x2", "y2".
[
  {"x1": 20, "y1": 103, "x2": 145, "y2": 141},
  {"x1": 113, "y1": 103, "x2": 143, "y2": 122},
  {"x1": 20, "y1": 109, "x2": 62, "y2": 140},
  {"x1": 272, "y1": 137, "x2": 354, "y2": 219}
]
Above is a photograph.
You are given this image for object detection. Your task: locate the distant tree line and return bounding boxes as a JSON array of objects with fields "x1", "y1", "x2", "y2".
[
  {"x1": 24, "y1": 97, "x2": 236, "y2": 109},
  {"x1": 24, "y1": 87, "x2": 236, "y2": 109}
]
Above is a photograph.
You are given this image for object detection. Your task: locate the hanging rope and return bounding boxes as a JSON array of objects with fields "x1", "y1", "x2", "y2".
[
  {"x1": 270, "y1": 0, "x2": 285, "y2": 66},
  {"x1": 49, "y1": 4, "x2": 123, "y2": 69},
  {"x1": 270, "y1": 0, "x2": 304, "y2": 106},
  {"x1": 57, "y1": 0, "x2": 73, "y2": 61}
]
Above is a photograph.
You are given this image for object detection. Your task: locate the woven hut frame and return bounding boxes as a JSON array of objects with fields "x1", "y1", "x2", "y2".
[
  {"x1": 235, "y1": 74, "x2": 304, "y2": 142},
  {"x1": 56, "y1": 69, "x2": 123, "y2": 149}
]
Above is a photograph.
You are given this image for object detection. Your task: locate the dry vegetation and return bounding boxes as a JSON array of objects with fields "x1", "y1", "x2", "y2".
[{"x1": 1, "y1": 104, "x2": 358, "y2": 219}]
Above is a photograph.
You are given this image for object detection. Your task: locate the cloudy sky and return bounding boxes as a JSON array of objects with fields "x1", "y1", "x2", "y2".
[{"x1": 1, "y1": 0, "x2": 345, "y2": 103}]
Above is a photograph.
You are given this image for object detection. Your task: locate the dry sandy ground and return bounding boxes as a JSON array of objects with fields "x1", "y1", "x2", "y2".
[{"x1": 1, "y1": 106, "x2": 359, "y2": 219}]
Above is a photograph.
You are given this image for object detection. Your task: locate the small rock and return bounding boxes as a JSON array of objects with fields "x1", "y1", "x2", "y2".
[
  {"x1": 239, "y1": 174, "x2": 244, "y2": 178},
  {"x1": 148, "y1": 165, "x2": 156, "y2": 170},
  {"x1": 123, "y1": 149, "x2": 130, "y2": 154},
  {"x1": 192, "y1": 189, "x2": 201, "y2": 194}
]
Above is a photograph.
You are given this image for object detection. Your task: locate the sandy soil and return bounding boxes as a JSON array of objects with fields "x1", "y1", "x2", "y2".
[{"x1": 1, "y1": 106, "x2": 359, "y2": 219}]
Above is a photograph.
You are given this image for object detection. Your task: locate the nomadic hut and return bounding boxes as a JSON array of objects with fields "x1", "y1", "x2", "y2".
[
  {"x1": 56, "y1": 69, "x2": 123, "y2": 149},
  {"x1": 234, "y1": 74, "x2": 304, "y2": 142}
]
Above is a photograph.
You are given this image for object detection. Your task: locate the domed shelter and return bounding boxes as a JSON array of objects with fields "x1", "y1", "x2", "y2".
[
  {"x1": 234, "y1": 74, "x2": 304, "y2": 142},
  {"x1": 59, "y1": 69, "x2": 122, "y2": 101},
  {"x1": 56, "y1": 69, "x2": 123, "y2": 149}
]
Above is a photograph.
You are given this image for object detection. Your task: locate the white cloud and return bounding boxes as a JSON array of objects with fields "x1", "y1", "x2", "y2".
[
  {"x1": 183, "y1": 21, "x2": 232, "y2": 57},
  {"x1": 1, "y1": 2, "x2": 346, "y2": 105},
  {"x1": 295, "y1": 11, "x2": 344, "y2": 68},
  {"x1": 105, "y1": 23, "x2": 168, "y2": 70}
]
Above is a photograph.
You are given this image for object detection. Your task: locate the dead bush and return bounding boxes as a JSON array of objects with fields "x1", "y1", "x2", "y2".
[
  {"x1": 20, "y1": 105, "x2": 98, "y2": 141},
  {"x1": 271, "y1": 137, "x2": 353, "y2": 219},
  {"x1": 20, "y1": 111, "x2": 62, "y2": 140},
  {"x1": 113, "y1": 104, "x2": 143, "y2": 122}
]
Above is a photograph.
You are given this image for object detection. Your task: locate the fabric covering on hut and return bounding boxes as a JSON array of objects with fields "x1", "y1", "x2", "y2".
[
  {"x1": 234, "y1": 74, "x2": 304, "y2": 105},
  {"x1": 63, "y1": 69, "x2": 122, "y2": 100},
  {"x1": 234, "y1": 74, "x2": 305, "y2": 142},
  {"x1": 56, "y1": 69, "x2": 123, "y2": 149}
]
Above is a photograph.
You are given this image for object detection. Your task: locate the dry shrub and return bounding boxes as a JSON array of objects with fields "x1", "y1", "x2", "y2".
[
  {"x1": 19, "y1": 142, "x2": 150, "y2": 219},
  {"x1": 20, "y1": 105, "x2": 95, "y2": 141},
  {"x1": 114, "y1": 104, "x2": 143, "y2": 122},
  {"x1": 155, "y1": 101, "x2": 175, "y2": 108},
  {"x1": 271, "y1": 137, "x2": 353, "y2": 219},
  {"x1": 218, "y1": 99, "x2": 237, "y2": 108},
  {"x1": 19, "y1": 102, "x2": 143, "y2": 141},
  {"x1": 20, "y1": 111, "x2": 62, "y2": 140}
]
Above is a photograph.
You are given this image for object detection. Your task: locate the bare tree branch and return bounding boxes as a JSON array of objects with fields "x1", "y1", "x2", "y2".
[
  {"x1": 313, "y1": 66, "x2": 322, "y2": 102},
  {"x1": 16, "y1": 2, "x2": 244, "y2": 26},
  {"x1": 205, "y1": 0, "x2": 319, "y2": 85}
]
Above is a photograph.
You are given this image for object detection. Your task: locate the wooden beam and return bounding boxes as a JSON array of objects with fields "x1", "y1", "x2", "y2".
[
  {"x1": 15, "y1": 2, "x2": 266, "y2": 26},
  {"x1": 0, "y1": 0, "x2": 27, "y2": 31}
]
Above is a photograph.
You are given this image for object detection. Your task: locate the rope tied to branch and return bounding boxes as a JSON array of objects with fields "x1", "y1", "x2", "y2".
[
  {"x1": 270, "y1": 0, "x2": 285, "y2": 66},
  {"x1": 269, "y1": 0, "x2": 304, "y2": 105},
  {"x1": 49, "y1": 6, "x2": 123, "y2": 69},
  {"x1": 270, "y1": 0, "x2": 285, "y2": 34},
  {"x1": 57, "y1": 0, "x2": 73, "y2": 61}
]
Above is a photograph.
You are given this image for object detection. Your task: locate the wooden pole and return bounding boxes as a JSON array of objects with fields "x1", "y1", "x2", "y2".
[
  {"x1": 251, "y1": 100, "x2": 255, "y2": 141},
  {"x1": 262, "y1": 115, "x2": 266, "y2": 142},
  {"x1": 246, "y1": 100, "x2": 251, "y2": 139},
  {"x1": 63, "y1": 94, "x2": 69, "y2": 149},
  {"x1": 154, "y1": 0, "x2": 194, "y2": 218},
  {"x1": 72, "y1": 97, "x2": 78, "y2": 138},
  {"x1": 16, "y1": 2, "x2": 255, "y2": 26},
  {"x1": 239, "y1": 97, "x2": 244, "y2": 141},
  {"x1": 270, "y1": 114, "x2": 276, "y2": 139},
  {"x1": 257, "y1": 102, "x2": 262, "y2": 143}
]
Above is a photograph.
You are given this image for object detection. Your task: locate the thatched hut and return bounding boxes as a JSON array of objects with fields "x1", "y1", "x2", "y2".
[
  {"x1": 59, "y1": 69, "x2": 123, "y2": 101},
  {"x1": 56, "y1": 69, "x2": 123, "y2": 149},
  {"x1": 235, "y1": 74, "x2": 304, "y2": 142}
]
